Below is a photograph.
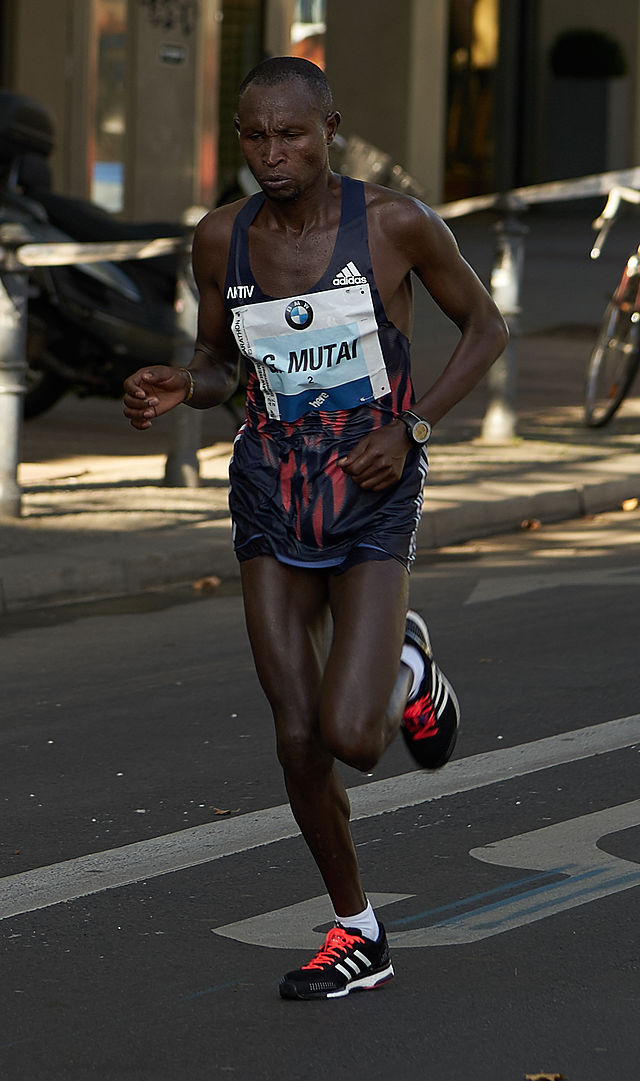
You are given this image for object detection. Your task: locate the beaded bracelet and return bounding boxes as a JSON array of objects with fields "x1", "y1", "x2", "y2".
[{"x1": 178, "y1": 366, "x2": 195, "y2": 403}]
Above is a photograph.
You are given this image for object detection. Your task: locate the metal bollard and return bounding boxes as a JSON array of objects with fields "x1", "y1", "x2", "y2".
[
  {"x1": 0, "y1": 258, "x2": 28, "y2": 518},
  {"x1": 480, "y1": 195, "x2": 528, "y2": 443},
  {"x1": 164, "y1": 234, "x2": 202, "y2": 487}
]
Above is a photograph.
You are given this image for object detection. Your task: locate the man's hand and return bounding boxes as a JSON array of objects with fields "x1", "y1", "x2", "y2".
[
  {"x1": 123, "y1": 366, "x2": 189, "y2": 429},
  {"x1": 338, "y1": 421, "x2": 411, "y2": 491}
]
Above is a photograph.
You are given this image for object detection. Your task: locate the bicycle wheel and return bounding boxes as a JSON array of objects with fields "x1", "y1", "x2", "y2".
[{"x1": 584, "y1": 296, "x2": 640, "y2": 427}]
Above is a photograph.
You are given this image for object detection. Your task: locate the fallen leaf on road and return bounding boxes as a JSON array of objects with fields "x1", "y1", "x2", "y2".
[
  {"x1": 621, "y1": 497, "x2": 638, "y2": 511},
  {"x1": 194, "y1": 576, "x2": 221, "y2": 594},
  {"x1": 210, "y1": 806, "x2": 231, "y2": 816},
  {"x1": 525, "y1": 1073, "x2": 567, "y2": 1080},
  {"x1": 521, "y1": 518, "x2": 541, "y2": 530}
]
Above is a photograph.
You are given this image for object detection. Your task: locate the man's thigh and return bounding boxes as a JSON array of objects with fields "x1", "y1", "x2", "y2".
[
  {"x1": 239, "y1": 556, "x2": 330, "y2": 720},
  {"x1": 322, "y1": 557, "x2": 409, "y2": 725}
]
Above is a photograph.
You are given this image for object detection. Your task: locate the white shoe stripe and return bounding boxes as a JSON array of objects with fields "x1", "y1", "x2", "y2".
[
  {"x1": 335, "y1": 962, "x2": 352, "y2": 979},
  {"x1": 353, "y1": 949, "x2": 372, "y2": 967},
  {"x1": 326, "y1": 961, "x2": 394, "y2": 997}
]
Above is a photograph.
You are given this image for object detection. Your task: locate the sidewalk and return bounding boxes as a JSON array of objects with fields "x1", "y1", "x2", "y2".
[
  {"x1": 2, "y1": 207, "x2": 640, "y2": 613},
  {"x1": 2, "y1": 340, "x2": 639, "y2": 613}
]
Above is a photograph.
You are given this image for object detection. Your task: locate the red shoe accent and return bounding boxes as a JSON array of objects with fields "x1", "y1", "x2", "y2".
[
  {"x1": 403, "y1": 694, "x2": 438, "y2": 740},
  {"x1": 301, "y1": 926, "x2": 365, "y2": 970}
]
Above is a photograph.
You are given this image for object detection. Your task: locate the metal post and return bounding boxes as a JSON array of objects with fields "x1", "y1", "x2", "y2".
[
  {"x1": 0, "y1": 258, "x2": 28, "y2": 518},
  {"x1": 164, "y1": 233, "x2": 201, "y2": 487},
  {"x1": 480, "y1": 195, "x2": 528, "y2": 443}
]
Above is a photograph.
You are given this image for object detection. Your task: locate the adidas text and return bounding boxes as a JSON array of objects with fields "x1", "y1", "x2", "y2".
[{"x1": 333, "y1": 262, "x2": 368, "y2": 287}]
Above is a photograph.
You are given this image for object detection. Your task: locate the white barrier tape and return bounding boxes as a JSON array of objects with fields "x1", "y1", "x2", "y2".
[
  {"x1": 2, "y1": 167, "x2": 640, "y2": 270},
  {"x1": 11, "y1": 235, "x2": 185, "y2": 268},
  {"x1": 433, "y1": 166, "x2": 640, "y2": 220}
]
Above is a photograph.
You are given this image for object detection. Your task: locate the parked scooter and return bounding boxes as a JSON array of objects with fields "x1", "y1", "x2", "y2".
[
  {"x1": 0, "y1": 89, "x2": 192, "y2": 419},
  {"x1": 0, "y1": 88, "x2": 427, "y2": 424}
]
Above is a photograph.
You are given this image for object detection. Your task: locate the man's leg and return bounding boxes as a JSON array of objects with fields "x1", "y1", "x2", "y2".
[
  {"x1": 239, "y1": 556, "x2": 367, "y2": 917},
  {"x1": 320, "y1": 557, "x2": 412, "y2": 773},
  {"x1": 240, "y1": 554, "x2": 410, "y2": 999}
]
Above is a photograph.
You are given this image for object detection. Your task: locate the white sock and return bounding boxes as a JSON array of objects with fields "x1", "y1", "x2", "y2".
[
  {"x1": 401, "y1": 643, "x2": 425, "y2": 701},
  {"x1": 335, "y1": 899, "x2": 380, "y2": 942}
]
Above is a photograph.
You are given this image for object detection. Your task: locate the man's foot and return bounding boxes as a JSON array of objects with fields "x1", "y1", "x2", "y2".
[
  {"x1": 279, "y1": 924, "x2": 394, "y2": 1000},
  {"x1": 401, "y1": 610, "x2": 460, "y2": 769}
]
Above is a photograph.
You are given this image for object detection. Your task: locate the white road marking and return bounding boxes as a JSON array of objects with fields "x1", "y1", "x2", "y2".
[
  {"x1": 1, "y1": 714, "x2": 639, "y2": 921},
  {"x1": 212, "y1": 802, "x2": 640, "y2": 950},
  {"x1": 388, "y1": 800, "x2": 640, "y2": 948},
  {"x1": 214, "y1": 893, "x2": 413, "y2": 950},
  {"x1": 465, "y1": 568, "x2": 640, "y2": 604}
]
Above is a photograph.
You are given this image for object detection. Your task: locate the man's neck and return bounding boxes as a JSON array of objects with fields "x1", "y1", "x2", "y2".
[{"x1": 261, "y1": 170, "x2": 340, "y2": 233}]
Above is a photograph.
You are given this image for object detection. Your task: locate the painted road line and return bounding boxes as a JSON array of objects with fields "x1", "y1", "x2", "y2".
[
  {"x1": 213, "y1": 802, "x2": 640, "y2": 950},
  {"x1": 387, "y1": 799, "x2": 640, "y2": 947},
  {"x1": 213, "y1": 892, "x2": 413, "y2": 951},
  {"x1": 465, "y1": 568, "x2": 640, "y2": 605},
  {"x1": 1, "y1": 714, "x2": 639, "y2": 921}
]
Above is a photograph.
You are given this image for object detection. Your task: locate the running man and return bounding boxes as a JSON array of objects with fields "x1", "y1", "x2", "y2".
[{"x1": 123, "y1": 57, "x2": 508, "y2": 1000}]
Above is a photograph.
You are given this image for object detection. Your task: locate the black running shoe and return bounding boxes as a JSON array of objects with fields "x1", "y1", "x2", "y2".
[
  {"x1": 401, "y1": 610, "x2": 460, "y2": 769},
  {"x1": 279, "y1": 923, "x2": 394, "y2": 1000}
]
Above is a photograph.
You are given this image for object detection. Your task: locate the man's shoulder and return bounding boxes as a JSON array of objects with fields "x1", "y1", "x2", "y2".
[
  {"x1": 192, "y1": 197, "x2": 257, "y2": 282},
  {"x1": 194, "y1": 196, "x2": 253, "y2": 247},
  {"x1": 361, "y1": 180, "x2": 430, "y2": 220},
  {"x1": 360, "y1": 180, "x2": 438, "y2": 248}
]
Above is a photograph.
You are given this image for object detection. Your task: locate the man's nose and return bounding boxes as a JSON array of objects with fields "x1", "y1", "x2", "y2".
[{"x1": 263, "y1": 137, "x2": 285, "y2": 165}]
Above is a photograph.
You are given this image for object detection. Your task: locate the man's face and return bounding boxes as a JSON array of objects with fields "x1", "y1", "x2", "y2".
[{"x1": 235, "y1": 80, "x2": 337, "y2": 202}]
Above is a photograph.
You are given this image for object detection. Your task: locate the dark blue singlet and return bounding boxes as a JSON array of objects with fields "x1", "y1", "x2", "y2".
[{"x1": 225, "y1": 176, "x2": 427, "y2": 571}]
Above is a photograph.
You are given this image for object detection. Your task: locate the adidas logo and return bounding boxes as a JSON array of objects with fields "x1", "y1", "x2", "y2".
[{"x1": 333, "y1": 262, "x2": 368, "y2": 287}]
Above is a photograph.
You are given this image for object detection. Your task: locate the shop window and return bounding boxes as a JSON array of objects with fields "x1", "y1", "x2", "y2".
[
  {"x1": 446, "y1": 0, "x2": 498, "y2": 200},
  {"x1": 92, "y1": 0, "x2": 127, "y2": 212},
  {"x1": 217, "y1": 0, "x2": 265, "y2": 201},
  {"x1": 291, "y1": 0, "x2": 325, "y2": 69}
]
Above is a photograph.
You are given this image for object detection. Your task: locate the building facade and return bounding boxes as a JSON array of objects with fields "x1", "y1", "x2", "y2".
[{"x1": 1, "y1": 0, "x2": 639, "y2": 221}]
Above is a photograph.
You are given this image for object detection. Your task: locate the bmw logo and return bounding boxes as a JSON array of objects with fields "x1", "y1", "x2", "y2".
[{"x1": 285, "y1": 299, "x2": 314, "y2": 330}]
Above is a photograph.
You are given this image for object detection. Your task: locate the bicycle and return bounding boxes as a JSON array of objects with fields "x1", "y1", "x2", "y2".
[{"x1": 584, "y1": 184, "x2": 640, "y2": 427}]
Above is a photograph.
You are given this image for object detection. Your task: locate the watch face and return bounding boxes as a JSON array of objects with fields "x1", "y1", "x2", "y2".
[{"x1": 413, "y1": 420, "x2": 430, "y2": 443}]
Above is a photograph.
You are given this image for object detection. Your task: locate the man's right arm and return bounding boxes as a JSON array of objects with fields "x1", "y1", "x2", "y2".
[
  {"x1": 123, "y1": 207, "x2": 241, "y2": 429},
  {"x1": 183, "y1": 209, "x2": 241, "y2": 408}
]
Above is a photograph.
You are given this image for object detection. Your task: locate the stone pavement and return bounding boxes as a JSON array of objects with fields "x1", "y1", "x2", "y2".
[{"x1": 2, "y1": 205, "x2": 640, "y2": 613}]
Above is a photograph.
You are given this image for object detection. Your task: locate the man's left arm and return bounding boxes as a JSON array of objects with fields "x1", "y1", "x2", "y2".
[
  {"x1": 408, "y1": 204, "x2": 508, "y2": 425},
  {"x1": 339, "y1": 200, "x2": 508, "y2": 491}
]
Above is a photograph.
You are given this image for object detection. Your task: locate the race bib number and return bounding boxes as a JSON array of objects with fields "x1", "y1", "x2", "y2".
[{"x1": 230, "y1": 284, "x2": 389, "y2": 421}]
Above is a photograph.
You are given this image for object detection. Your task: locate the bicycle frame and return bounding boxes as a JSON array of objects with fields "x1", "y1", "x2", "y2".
[
  {"x1": 592, "y1": 183, "x2": 640, "y2": 329},
  {"x1": 584, "y1": 185, "x2": 640, "y2": 427}
]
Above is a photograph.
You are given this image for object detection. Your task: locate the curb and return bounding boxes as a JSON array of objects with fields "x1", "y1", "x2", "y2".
[{"x1": 3, "y1": 468, "x2": 639, "y2": 613}]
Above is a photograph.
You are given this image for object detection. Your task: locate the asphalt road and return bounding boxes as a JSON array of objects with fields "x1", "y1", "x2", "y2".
[{"x1": 2, "y1": 508, "x2": 640, "y2": 1080}]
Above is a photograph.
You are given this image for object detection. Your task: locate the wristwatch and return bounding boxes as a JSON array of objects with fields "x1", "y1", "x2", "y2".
[{"x1": 399, "y1": 410, "x2": 432, "y2": 446}]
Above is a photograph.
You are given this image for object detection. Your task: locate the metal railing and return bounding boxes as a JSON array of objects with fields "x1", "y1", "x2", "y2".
[
  {"x1": 434, "y1": 167, "x2": 640, "y2": 444},
  {"x1": 0, "y1": 222, "x2": 200, "y2": 517},
  {"x1": 2, "y1": 167, "x2": 640, "y2": 518}
]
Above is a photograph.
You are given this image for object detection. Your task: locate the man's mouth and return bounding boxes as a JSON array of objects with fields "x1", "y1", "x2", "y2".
[{"x1": 260, "y1": 175, "x2": 292, "y2": 189}]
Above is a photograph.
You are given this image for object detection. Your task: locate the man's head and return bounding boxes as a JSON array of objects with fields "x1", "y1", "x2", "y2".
[
  {"x1": 237, "y1": 56, "x2": 334, "y2": 119},
  {"x1": 235, "y1": 57, "x2": 340, "y2": 203}
]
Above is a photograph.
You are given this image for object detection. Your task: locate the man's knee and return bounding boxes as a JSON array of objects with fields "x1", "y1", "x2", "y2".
[
  {"x1": 321, "y1": 705, "x2": 386, "y2": 774},
  {"x1": 274, "y1": 712, "x2": 333, "y2": 781}
]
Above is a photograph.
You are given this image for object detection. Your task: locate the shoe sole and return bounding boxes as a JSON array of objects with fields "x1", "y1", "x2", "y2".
[{"x1": 279, "y1": 962, "x2": 395, "y2": 1001}]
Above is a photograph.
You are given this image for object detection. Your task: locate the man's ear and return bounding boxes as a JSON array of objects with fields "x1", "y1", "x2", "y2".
[
  {"x1": 326, "y1": 110, "x2": 341, "y2": 144},
  {"x1": 233, "y1": 114, "x2": 240, "y2": 134}
]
